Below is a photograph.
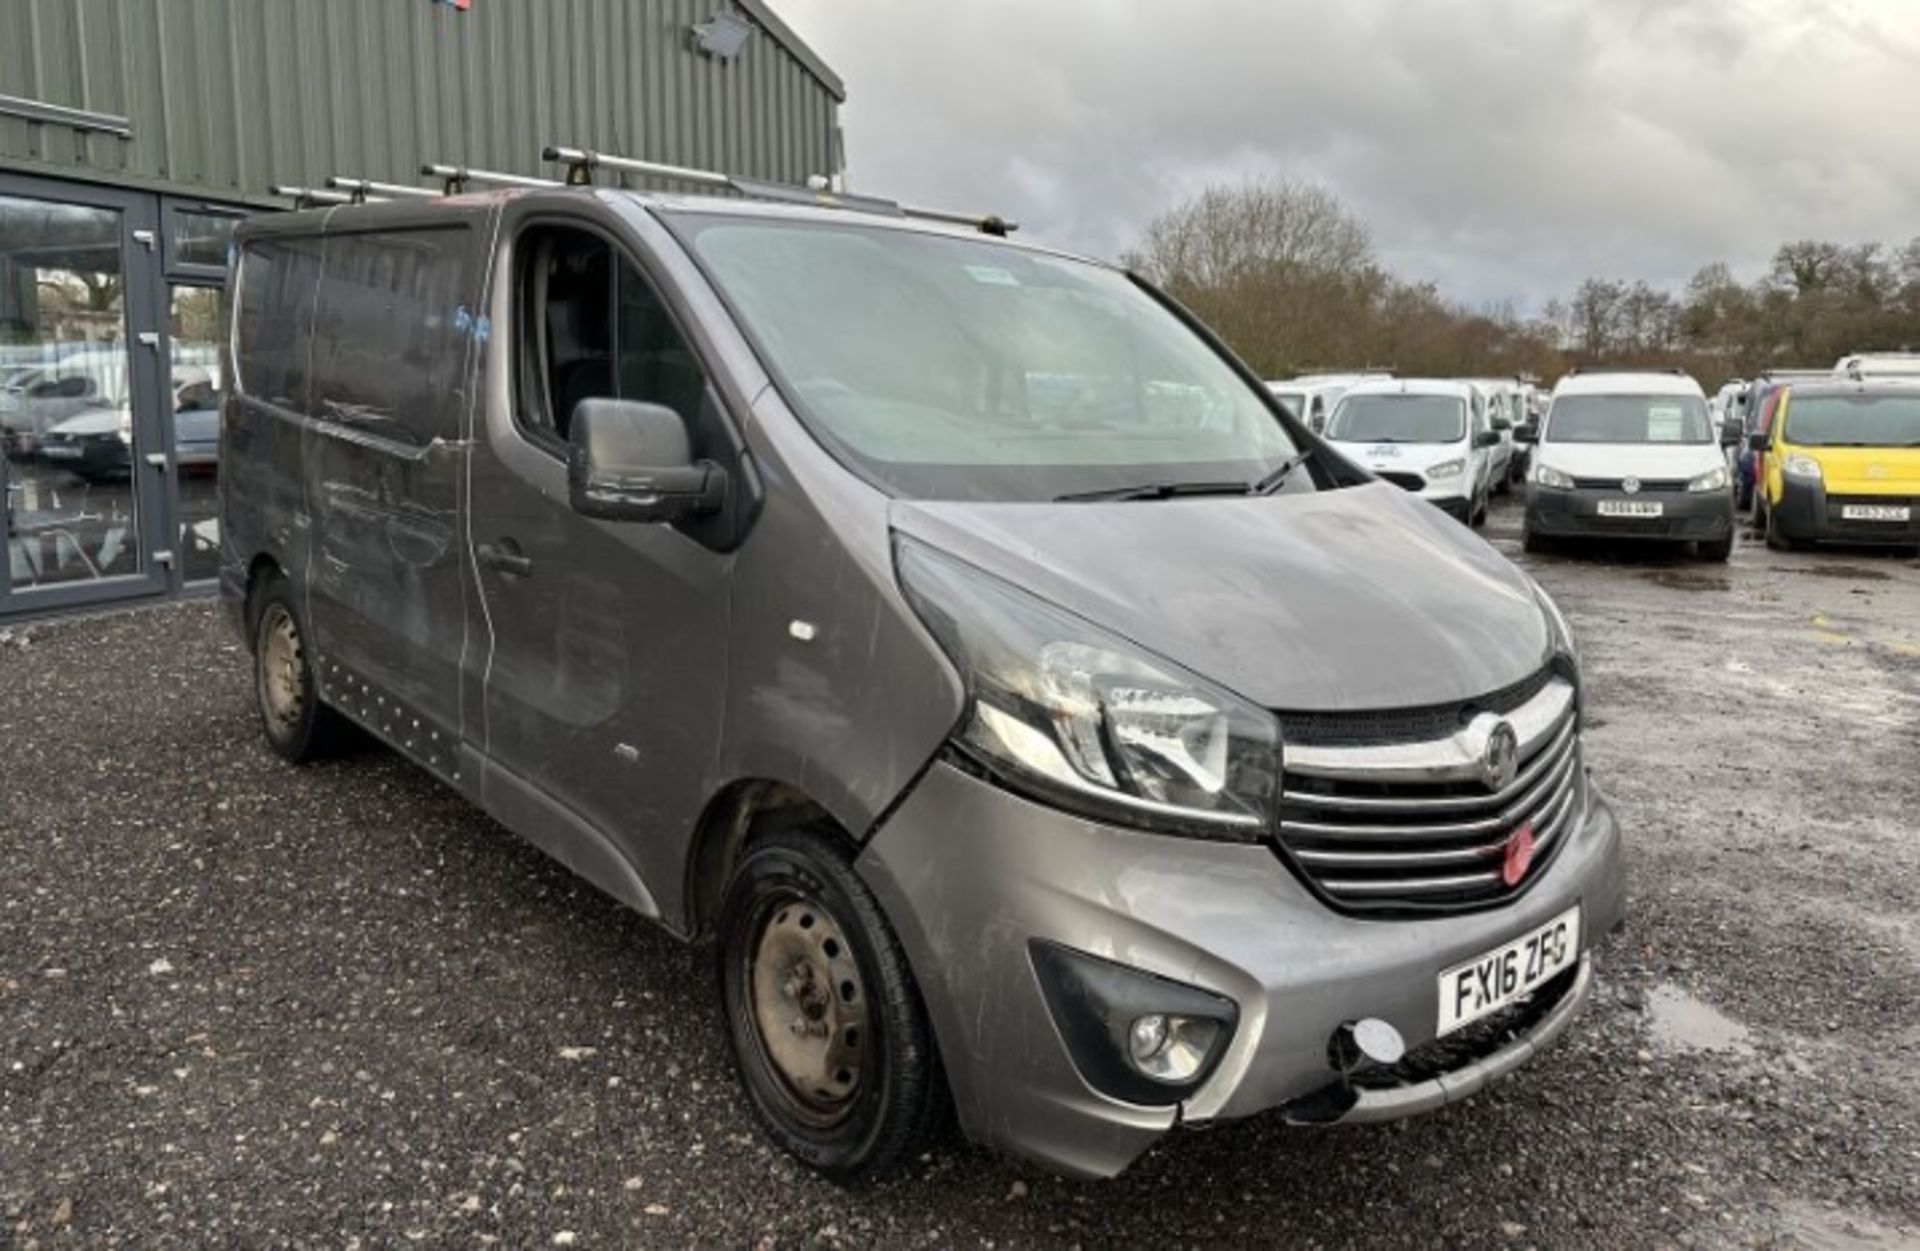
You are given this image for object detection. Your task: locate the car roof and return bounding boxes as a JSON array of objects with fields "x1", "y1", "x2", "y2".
[
  {"x1": 1780, "y1": 378, "x2": 1920, "y2": 400},
  {"x1": 1553, "y1": 371, "x2": 1706, "y2": 398},
  {"x1": 1340, "y1": 378, "x2": 1475, "y2": 399},
  {"x1": 240, "y1": 186, "x2": 1100, "y2": 267}
]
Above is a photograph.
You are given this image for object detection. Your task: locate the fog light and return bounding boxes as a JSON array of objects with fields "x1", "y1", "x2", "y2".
[
  {"x1": 1029, "y1": 941, "x2": 1239, "y2": 1106},
  {"x1": 1128, "y1": 1014, "x2": 1169, "y2": 1061},
  {"x1": 1127, "y1": 1013, "x2": 1223, "y2": 1083}
]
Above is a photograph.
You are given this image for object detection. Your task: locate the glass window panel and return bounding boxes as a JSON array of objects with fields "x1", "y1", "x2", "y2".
[
  {"x1": 2, "y1": 193, "x2": 140, "y2": 589},
  {"x1": 171, "y1": 285, "x2": 222, "y2": 583},
  {"x1": 168, "y1": 209, "x2": 239, "y2": 271},
  {"x1": 309, "y1": 228, "x2": 469, "y2": 447}
]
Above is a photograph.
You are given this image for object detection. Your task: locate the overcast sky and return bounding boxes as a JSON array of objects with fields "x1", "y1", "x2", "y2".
[{"x1": 776, "y1": 0, "x2": 1920, "y2": 314}]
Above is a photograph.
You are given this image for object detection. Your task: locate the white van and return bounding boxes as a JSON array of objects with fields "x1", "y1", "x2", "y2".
[
  {"x1": 1518, "y1": 369, "x2": 1742, "y2": 561},
  {"x1": 1834, "y1": 352, "x2": 1920, "y2": 380},
  {"x1": 1275, "y1": 371, "x2": 1390, "y2": 434},
  {"x1": 1324, "y1": 379, "x2": 1501, "y2": 525}
]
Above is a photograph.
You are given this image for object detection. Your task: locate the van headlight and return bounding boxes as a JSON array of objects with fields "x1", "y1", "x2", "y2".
[
  {"x1": 1783, "y1": 454, "x2": 1823, "y2": 481},
  {"x1": 1532, "y1": 580, "x2": 1577, "y2": 663},
  {"x1": 897, "y1": 538, "x2": 1279, "y2": 838},
  {"x1": 1533, "y1": 464, "x2": 1575, "y2": 490},
  {"x1": 1425, "y1": 458, "x2": 1466, "y2": 480},
  {"x1": 1687, "y1": 465, "x2": 1728, "y2": 492}
]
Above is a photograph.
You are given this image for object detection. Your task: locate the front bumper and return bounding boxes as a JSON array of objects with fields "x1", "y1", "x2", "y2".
[
  {"x1": 856, "y1": 761, "x2": 1626, "y2": 1178},
  {"x1": 1526, "y1": 485, "x2": 1732, "y2": 541},
  {"x1": 1772, "y1": 477, "x2": 1920, "y2": 546}
]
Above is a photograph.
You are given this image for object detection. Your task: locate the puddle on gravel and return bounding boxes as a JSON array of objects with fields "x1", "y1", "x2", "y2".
[
  {"x1": 1643, "y1": 570, "x2": 1733, "y2": 592},
  {"x1": 1798, "y1": 564, "x2": 1893, "y2": 582},
  {"x1": 1644, "y1": 983, "x2": 1754, "y2": 1055}
]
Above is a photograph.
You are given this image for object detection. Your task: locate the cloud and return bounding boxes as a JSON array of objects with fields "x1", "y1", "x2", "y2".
[{"x1": 773, "y1": 0, "x2": 1920, "y2": 311}]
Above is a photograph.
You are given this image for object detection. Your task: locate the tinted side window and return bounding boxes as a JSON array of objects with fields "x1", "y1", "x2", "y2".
[
  {"x1": 310, "y1": 228, "x2": 470, "y2": 447},
  {"x1": 235, "y1": 236, "x2": 324, "y2": 411}
]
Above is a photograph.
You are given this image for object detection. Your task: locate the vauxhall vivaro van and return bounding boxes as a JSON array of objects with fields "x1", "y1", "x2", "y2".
[{"x1": 222, "y1": 185, "x2": 1625, "y2": 1180}]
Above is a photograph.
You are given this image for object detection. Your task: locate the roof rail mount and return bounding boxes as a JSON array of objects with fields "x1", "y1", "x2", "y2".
[
  {"x1": 422, "y1": 163, "x2": 561, "y2": 194},
  {"x1": 541, "y1": 143, "x2": 1018, "y2": 237},
  {"x1": 1567, "y1": 365, "x2": 1689, "y2": 376}
]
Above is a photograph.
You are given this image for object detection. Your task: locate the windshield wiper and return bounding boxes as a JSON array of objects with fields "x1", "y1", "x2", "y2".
[
  {"x1": 1054, "y1": 479, "x2": 1256, "y2": 503},
  {"x1": 1251, "y1": 447, "x2": 1317, "y2": 495}
]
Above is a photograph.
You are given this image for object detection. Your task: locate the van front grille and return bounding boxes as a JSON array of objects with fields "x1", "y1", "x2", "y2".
[
  {"x1": 1571, "y1": 476, "x2": 1689, "y2": 492},
  {"x1": 1376, "y1": 471, "x2": 1426, "y2": 492},
  {"x1": 1275, "y1": 676, "x2": 1580, "y2": 915}
]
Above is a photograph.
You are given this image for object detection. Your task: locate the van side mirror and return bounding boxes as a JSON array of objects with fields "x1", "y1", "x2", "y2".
[
  {"x1": 1473, "y1": 430, "x2": 1503, "y2": 449},
  {"x1": 1492, "y1": 416, "x2": 1513, "y2": 432},
  {"x1": 1720, "y1": 416, "x2": 1744, "y2": 447},
  {"x1": 1746, "y1": 430, "x2": 1768, "y2": 453},
  {"x1": 1512, "y1": 423, "x2": 1538, "y2": 445},
  {"x1": 567, "y1": 398, "x2": 725, "y2": 524}
]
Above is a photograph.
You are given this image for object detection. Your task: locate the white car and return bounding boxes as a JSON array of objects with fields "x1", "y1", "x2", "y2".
[
  {"x1": 1519, "y1": 369, "x2": 1742, "y2": 561},
  {"x1": 1325, "y1": 379, "x2": 1501, "y2": 526}
]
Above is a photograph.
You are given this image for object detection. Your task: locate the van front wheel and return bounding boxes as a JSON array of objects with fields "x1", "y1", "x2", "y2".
[{"x1": 718, "y1": 826, "x2": 945, "y2": 1179}]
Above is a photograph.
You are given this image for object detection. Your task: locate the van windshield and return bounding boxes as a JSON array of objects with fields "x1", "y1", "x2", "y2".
[
  {"x1": 1785, "y1": 394, "x2": 1920, "y2": 447},
  {"x1": 1545, "y1": 394, "x2": 1712, "y2": 444},
  {"x1": 672, "y1": 215, "x2": 1300, "y2": 501},
  {"x1": 1326, "y1": 395, "x2": 1465, "y2": 443}
]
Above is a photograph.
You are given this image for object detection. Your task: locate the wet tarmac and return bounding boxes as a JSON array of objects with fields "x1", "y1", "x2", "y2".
[{"x1": 1, "y1": 494, "x2": 1916, "y2": 1247}]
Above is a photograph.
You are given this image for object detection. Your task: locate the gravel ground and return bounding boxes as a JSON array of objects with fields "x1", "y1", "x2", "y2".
[{"x1": 3, "y1": 497, "x2": 1917, "y2": 1249}]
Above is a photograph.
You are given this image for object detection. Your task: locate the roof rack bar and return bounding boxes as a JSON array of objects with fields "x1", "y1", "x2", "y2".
[
  {"x1": 270, "y1": 184, "x2": 367, "y2": 208},
  {"x1": 422, "y1": 162, "x2": 560, "y2": 194},
  {"x1": 326, "y1": 175, "x2": 439, "y2": 202},
  {"x1": 542, "y1": 142, "x2": 1017, "y2": 236}
]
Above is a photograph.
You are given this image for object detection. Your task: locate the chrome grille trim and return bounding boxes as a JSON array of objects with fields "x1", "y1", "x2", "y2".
[
  {"x1": 1274, "y1": 672, "x2": 1582, "y2": 911},
  {"x1": 1308, "y1": 779, "x2": 1579, "y2": 896},
  {"x1": 1283, "y1": 679, "x2": 1575, "y2": 785}
]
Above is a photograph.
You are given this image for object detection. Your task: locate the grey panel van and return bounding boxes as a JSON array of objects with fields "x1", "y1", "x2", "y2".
[{"x1": 221, "y1": 187, "x2": 1626, "y2": 1180}]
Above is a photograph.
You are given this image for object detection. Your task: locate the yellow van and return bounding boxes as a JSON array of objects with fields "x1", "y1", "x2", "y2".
[{"x1": 1754, "y1": 381, "x2": 1920, "y2": 550}]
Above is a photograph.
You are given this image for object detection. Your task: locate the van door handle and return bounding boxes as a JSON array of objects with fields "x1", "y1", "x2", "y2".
[{"x1": 476, "y1": 540, "x2": 533, "y2": 577}]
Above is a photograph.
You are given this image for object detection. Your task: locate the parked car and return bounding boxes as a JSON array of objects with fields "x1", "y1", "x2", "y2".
[
  {"x1": 1518, "y1": 368, "x2": 1742, "y2": 561},
  {"x1": 35, "y1": 368, "x2": 221, "y2": 482},
  {"x1": 1324, "y1": 379, "x2": 1501, "y2": 525},
  {"x1": 1834, "y1": 351, "x2": 1920, "y2": 381},
  {"x1": 1733, "y1": 371, "x2": 1826, "y2": 512},
  {"x1": 1749, "y1": 380, "x2": 1920, "y2": 550},
  {"x1": 223, "y1": 190, "x2": 1623, "y2": 1181},
  {"x1": 0, "y1": 347, "x2": 131, "y2": 459},
  {"x1": 1466, "y1": 377, "x2": 1527, "y2": 491},
  {"x1": 1280, "y1": 371, "x2": 1391, "y2": 434}
]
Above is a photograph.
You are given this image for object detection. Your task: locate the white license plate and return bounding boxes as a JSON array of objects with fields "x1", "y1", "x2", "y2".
[
  {"x1": 1597, "y1": 500, "x2": 1663, "y2": 517},
  {"x1": 39, "y1": 446, "x2": 80, "y2": 459},
  {"x1": 1841, "y1": 504, "x2": 1910, "y2": 522},
  {"x1": 1437, "y1": 906, "x2": 1581, "y2": 1036}
]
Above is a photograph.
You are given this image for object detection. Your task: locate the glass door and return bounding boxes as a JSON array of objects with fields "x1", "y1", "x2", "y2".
[{"x1": 1, "y1": 174, "x2": 169, "y2": 618}]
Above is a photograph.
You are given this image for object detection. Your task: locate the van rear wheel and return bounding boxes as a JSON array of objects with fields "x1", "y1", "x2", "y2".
[
  {"x1": 252, "y1": 578, "x2": 349, "y2": 762},
  {"x1": 718, "y1": 825, "x2": 945, "y2": 1179}
]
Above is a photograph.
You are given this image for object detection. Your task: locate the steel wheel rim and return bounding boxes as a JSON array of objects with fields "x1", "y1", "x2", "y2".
[
  {"x1": 258, "y1": 604, "x2": 306, "y2": 735},
  {"x1": 746, "y1": 889, "x2": 869, "y2": 1126}
]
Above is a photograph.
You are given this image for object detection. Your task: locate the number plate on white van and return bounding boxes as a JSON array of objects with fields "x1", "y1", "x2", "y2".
[
  {"x1": 1841, "y1": 504, "x2": 1910, "y2": 522},
  {"x1": 1597, "y1": 500, "x2": 1662, "y2": 518},
  {"x1": 1437, "y1": 906, "x2": 1580, "y2": 1036}
]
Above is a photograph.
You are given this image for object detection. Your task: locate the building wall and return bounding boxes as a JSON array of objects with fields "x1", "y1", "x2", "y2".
[{"x1": 0, "y1": 0, "x2": 843, "y2": 205}]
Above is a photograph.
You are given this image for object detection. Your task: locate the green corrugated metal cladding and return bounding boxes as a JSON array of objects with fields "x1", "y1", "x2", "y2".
[{"x1": 0, "y1": 0, "x2": 843, "y2": 204}]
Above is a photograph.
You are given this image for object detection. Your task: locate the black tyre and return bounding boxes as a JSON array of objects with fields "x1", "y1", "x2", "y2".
[
  {"x1": 718, "y1": 825, "x2": 945, "y2": 1180},
  {"x1": 252, "y1": 575, "x2": 350, "y2": 762},
  {"x1": 1522, "y1": 528, "x2": 1551, "y2": 555},
  {"x1": 1765, "y1": 508, "x2": 1802, "y2": 552},
  {"x1": 1698, "y1": 534, "x2": 1734, "y2": 562},
  {"x1": 1470, "y1": 488, "x2": 1489, "y2": 529}
]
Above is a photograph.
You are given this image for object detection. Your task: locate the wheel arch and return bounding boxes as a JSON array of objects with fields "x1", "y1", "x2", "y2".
[{"x1": 681, "y1": 778, "x2": 843, "y2": 939}]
